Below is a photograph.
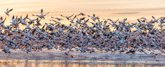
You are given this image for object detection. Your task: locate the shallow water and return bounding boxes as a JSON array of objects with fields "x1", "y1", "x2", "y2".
[
  {"x1": 0, "y1": 59, "x2": 165, "y2": 67},
  {"x1": 0, "y1": 0, "x2": 165, "y2": 22},
  {"x1": 0, "y1": 50, "x2": 165, "y2": 67}
]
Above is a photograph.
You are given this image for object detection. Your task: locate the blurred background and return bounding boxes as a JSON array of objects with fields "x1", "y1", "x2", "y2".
[{"x1": 0, "y1": 0, "x2": 165, "y2": 22}]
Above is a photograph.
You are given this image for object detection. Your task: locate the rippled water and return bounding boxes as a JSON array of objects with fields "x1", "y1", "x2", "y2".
[
  {"x1": 0, "y1": 49, "x2": 165, "y2": 67},
  {"x1": 0, "y1": 60, "x2": 165, "y2": 67}
]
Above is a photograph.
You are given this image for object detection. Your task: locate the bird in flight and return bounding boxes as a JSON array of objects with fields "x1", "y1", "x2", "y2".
[
  {"x1": 32, "y1": 9, "x2": 49, "y2": 19},
  {"x1": 4, "y1": 8, "x2": 13, "y2": 16}
]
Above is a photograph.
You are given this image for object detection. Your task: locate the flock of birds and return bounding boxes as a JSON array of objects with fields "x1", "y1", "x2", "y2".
[{"x1": 0, "y1": 8, "x2": 165, "y2": 56}]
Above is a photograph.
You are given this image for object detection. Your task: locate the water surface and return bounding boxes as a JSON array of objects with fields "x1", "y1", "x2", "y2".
[{"x1": 0, "y1": 59, "x2": 165, "y2": 67}]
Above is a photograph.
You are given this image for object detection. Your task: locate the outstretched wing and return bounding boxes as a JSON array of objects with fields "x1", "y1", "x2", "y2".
[
  {"x1": 9, "y1": 8, "x2": 13, "y2": 12},
  {"x1": 6, "y1": 8, "x2": 8, "y2": 11},
  {"x1": 41, "y1": 9, "x2": 43, "y2": 14},
  {"x1": 44, "y1": 12, "x2": 49, "y2": 16}
]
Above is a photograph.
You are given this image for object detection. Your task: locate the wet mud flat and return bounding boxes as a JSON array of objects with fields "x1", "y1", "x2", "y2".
[{"x1": 0, "y1": 49, "x2": 164, "y2": 66}]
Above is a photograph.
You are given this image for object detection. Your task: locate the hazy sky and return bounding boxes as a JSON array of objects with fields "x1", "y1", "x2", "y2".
[{"x1": 0, "y1": 0, "x2": 165, "y2": 22}]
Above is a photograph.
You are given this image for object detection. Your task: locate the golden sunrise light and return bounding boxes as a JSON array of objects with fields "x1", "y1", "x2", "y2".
[
  {"x1": 0, "y1": 0, "x2": 165, "y2": 67},
  {"x1": 0, "y1": 0, "x2": 165, "y2": 22}
]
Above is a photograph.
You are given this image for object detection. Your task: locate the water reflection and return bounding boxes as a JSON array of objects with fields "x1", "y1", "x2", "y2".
[{"x1": 0, "y1": 60, "x2": 164, "y2": 67}]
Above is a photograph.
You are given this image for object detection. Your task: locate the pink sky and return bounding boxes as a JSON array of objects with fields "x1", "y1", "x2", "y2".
[{"x1": 0, "y1": 0, "x2": 165, "y2": 22}]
